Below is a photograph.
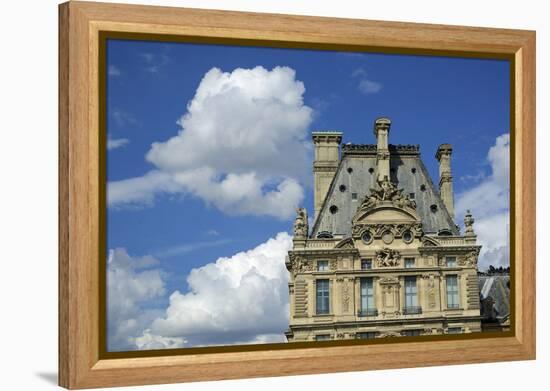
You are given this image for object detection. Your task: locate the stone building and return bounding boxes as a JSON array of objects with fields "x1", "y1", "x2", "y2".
[{"x1": 285, "y1": 118, "x2": 483, "y2": 342}]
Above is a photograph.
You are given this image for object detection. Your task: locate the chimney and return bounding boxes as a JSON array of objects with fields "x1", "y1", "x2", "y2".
[
  {"x1": 373, "y1": 117, "x2": 391, "y2": 182},
  {"x1": 312, "y1": 131, "x2": 342, "y2": 218},
  {"x1": 436, "y1": 144, "x2": 454, "y2": 219}
]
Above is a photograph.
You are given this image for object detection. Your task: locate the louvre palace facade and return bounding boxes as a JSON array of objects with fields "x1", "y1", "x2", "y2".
[{"x1": 285, "y1": 118, "x2": 483, "y2": 341}]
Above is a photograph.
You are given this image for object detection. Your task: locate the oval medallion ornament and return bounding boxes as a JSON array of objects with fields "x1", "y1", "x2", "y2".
[
  {"x1": 362, "y1": 231, "x2": 373, "y2": 244},
  {"x1": 382, "y1": 231, "x2": 394, "y2": 244}
]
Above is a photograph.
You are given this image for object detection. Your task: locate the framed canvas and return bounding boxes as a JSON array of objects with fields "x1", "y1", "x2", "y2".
[{"x1": 58, "y1": 1, "x2": 536, "y2": 389}]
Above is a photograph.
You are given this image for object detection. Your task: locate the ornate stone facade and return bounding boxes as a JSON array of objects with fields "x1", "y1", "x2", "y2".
[{"x1": 286, "y1": 118, "x2": 482, "y2": 342}]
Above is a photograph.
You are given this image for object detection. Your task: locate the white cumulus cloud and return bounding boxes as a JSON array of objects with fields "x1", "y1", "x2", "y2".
[
  {"x1": 135, "y1": 232, "x2": 292, "y2": 348},
  {"x1": 108, "y1": 66, "x2": 313, "y2": 219},
  {"x1": 455, "y1": 134, "x2": 510, "y2": 270},
  {"x1": 107, "y1": 248, "x2": 167, "y2": 351}
]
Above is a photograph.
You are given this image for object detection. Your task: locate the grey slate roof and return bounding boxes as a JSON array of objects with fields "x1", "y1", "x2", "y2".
[
  {"x1": 310, "y1": 144, "x2": 459, "y2": 238},
  {"x1": 478, "y1": 275, "x2": 510, "y2": 322}
]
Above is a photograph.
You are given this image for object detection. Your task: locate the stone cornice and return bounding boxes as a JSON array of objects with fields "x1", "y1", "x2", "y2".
[
  {"x1": 289, "y1": 248, "x2": 359, "y2": 256},
  {"x1": 313, "y1": 163, "x2": 339, "y2": 172},
  {"x1": 289, "y1": 315, "x2": 484, "y2": 330},
  {"x1": 312, "y1": 132, "x2": 342, "y2": 144},
  {"x1": 418, "y1": 245, "x2": 482, "y2": 253},
  {"x1": 342, "y1": 143, "x2": 420, "y2": 157}
]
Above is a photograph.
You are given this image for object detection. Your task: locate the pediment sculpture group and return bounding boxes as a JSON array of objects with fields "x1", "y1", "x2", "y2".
[{"x1": 358, "y1": 178, "x2": 416, "y2": 214}]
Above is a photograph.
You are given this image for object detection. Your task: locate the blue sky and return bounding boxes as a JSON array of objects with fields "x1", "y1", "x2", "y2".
[{"x1": 105, "y1": 38, "x2": 510, "y2": 350}]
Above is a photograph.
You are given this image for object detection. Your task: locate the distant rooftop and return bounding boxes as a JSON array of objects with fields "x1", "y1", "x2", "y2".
[{"x1": 478, "y1": 275, "x2": 510, "y2": 322}]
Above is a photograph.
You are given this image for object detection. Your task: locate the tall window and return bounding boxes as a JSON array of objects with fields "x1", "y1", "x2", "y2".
[
  {"x1": 316, "y1": 279, "x2": 330, "y2": 314},
  {"x1": 446, "y1": 275, "x2": 459, "y2": 308},
  {"x1": 360, "y1": 278, "x2": 375, "y2": 316},
  {"x1": 446, "y1": 256, "x2": 457, "y2": 267},
  {"x1": 361, "y1": 259, "x2": 372, "y2": 270},
  {"x1": 404, "y1": 276, "x2": 419, "y2": 313},
  {"x1": 317, "y1": 260, "x2": 329, "y2": 271},
  {"x1": 404, "y1": 258, "x2": 415, "y2": 268}
]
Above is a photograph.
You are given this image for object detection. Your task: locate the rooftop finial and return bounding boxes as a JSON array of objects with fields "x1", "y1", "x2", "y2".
[{"x1": 464, "y1": 210, "x2": 475, "y2": 236}]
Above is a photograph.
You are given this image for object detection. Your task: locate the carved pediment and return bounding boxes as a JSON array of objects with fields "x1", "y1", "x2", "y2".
[
  {"x1": 355, "y1": 205, "x2": 420, "y2": 223},
  {"x1": 354, "y1": 178, "x2": 416, "y2": 218},
  {"x1": 334, "y1": 237, "x2": 355, "y2": 249},
  {"x1": 422, "y1": 237, "x2": 440, "y2": 247}
]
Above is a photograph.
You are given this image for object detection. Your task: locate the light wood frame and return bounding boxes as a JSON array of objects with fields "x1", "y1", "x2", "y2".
[{"x1": 59, "y1": 1, "x2": 536, "y2": 389}]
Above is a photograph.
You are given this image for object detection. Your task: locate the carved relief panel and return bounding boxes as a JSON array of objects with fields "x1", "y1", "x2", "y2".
[
  {"x1": 379, "y1": 277, "x2": 400, "y2": 318},
  {"x1": 337, "y1": 277, "x2": 353, "y2": 315}
]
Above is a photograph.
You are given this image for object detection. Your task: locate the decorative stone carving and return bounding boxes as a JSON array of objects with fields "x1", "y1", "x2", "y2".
[
  {"x1": 376, "y1": 248, "x2": 401, "y2": 267},
  {"x1": 329, "y1": 259, "x2": 338, "y2": 270},
  {"x1": 422, "y1": 237, "x2": 439, "y2": 247},
  {"x1": 379, "y1": 276, "x2": 400, "y2": 285},
  {"x1": 381, "y1": 231, "x2": 394, "y2": 244},
  {"x1": 356, "y1": 178, "x2": 416, "y2": 215},
  {"x1": 286, "y1": 254, "x2": 313, "y2": 276},
  {"x1": 293, "y1": 208, "x2": 308, "y2": 239},
  {"x1": 464, "y1": 210, "x2": 475, "y2": 236},
  {"x1": 458, "y1": 251, "x2": 478, "y2": 267},
  {"x1": 335, "y1": 238, "x2": 355, "y2": 249},
  {"x1": 428, "y1": 278, "x2": 436, "y2": 308},
  {"x1": 341, "y1": 282, "x2": 351, "y2": 313},
  {"x1": 353, "y1": 222, "x2": 423, "y2": 242},
  {"x1": 395, "y1": 223, "x2": 423, "y2": 236}
]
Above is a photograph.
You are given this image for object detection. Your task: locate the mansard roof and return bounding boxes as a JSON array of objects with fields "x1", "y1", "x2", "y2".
[{"x1": 310, "y1": 143, "x2": 459, "y2": 238}]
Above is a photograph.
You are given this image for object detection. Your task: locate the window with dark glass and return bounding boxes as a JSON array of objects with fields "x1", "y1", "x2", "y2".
[
  {"x1": 361, "y1": 259, "x2": 372, "y2": 269},
  {"x1": 446, "y1": 275, "x2": 459, "y2": 309},
  {"x1": 359, "y1": 278, "x2": 376, "y2": 316},
  {"x1": 404, "y1": 276, "x2": 420, "y2": 314},
  {"x1": 446, "y1": 256, "x2": 457, "y2": 267},
  {"x1": 317, "y1": 260, "x2": 329, "y2": 271},
  {"x1": 316, "y1": 279, "x2": 330, "y2": 315}
]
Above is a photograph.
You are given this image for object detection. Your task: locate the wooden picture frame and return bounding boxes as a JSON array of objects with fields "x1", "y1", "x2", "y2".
[{"x1": 59, "y1": 1, "x2": 536, "y2": 389}]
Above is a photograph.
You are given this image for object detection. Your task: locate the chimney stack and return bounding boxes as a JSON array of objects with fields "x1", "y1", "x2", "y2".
[
  {"x1": 436, "y1": 144, "x2": 454, "y2": 219},
  {"x1": 312, "y1": 131, "x2": 342, "y2": 218},
  {"x1": 373, "y1": 117, "x2": 391, "y2": 183}
]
